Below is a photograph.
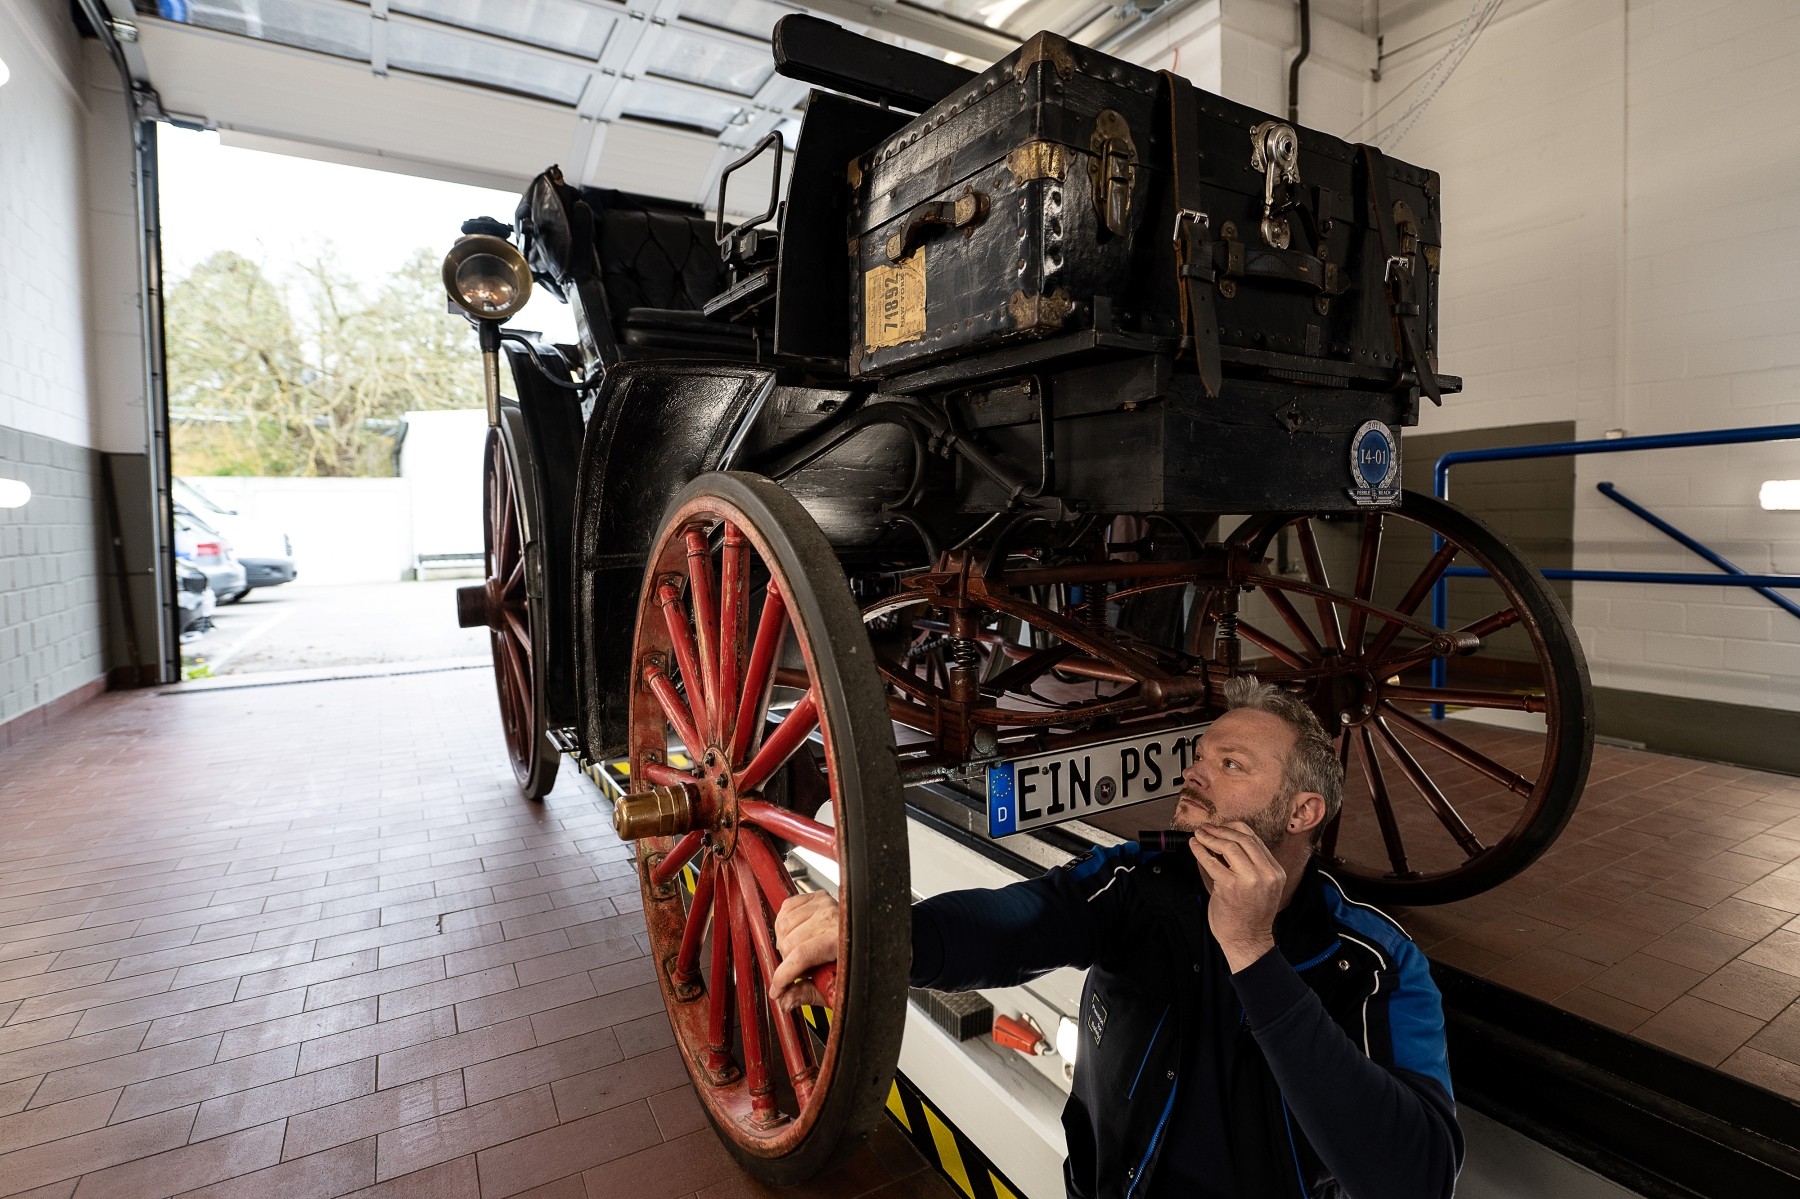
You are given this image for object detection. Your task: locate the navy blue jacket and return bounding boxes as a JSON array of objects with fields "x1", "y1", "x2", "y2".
[{"x1": 910, "y1": 844, "x2": 1462, "y2": 1199}]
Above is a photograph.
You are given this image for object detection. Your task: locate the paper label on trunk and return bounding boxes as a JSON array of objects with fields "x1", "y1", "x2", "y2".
[{"x1": 864, "y1": 249, "x2": 926, "y2": 349}]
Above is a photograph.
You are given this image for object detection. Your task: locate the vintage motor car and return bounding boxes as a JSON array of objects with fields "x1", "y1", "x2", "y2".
[{"x1": 443, "y1": 17, "x2": 1592, "y2": 1185}]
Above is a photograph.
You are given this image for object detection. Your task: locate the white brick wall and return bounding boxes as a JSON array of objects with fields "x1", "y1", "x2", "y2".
[
  {"x1": 1116, "y1": 0, "x2": 1800, "y2": 714},
  {"x1": 0, "y1": 0, "x2": 93, "y2": 448},
  {"x1": 1372, "y1": 0, "x2": 1800, "y2": 713},
  {"x1": 1114, "y1": 0, "x2": 1377, "y2": 139},
  {"x1": 0, "y1": 0, "x2": 147, "y2": 724}
]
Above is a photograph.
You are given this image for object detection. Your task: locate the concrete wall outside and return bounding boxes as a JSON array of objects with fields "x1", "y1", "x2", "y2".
[{"x1": 183, "y1": 476, "x2": 415, "y2": 585}]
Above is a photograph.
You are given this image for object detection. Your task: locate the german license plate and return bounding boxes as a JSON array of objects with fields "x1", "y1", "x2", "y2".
[{"x1": 986, "y1": 722, "x2": 1211, "y2": 838}]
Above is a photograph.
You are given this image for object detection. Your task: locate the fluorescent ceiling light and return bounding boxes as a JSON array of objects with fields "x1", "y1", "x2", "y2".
[
  {"x1": 1760, "y1": 480, "x2": 1800, "y2": 511},
  {"x1": 0, "y1": 478, "x2": 30, "y2": 508},
  {"x1": 0, "y1": 55, "x2": 10, "y2": 87}
]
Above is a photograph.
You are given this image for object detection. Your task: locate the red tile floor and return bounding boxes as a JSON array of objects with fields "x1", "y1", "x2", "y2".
[
  {"x1": 0, "y1": 670, "x2": 953, "y2": 1199},
  {"x1": 1393, "y1": 733, "x2": 1800, "y2": 1096}
]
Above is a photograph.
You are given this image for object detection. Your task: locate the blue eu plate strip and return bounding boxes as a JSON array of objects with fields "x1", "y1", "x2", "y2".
[{"x1": 987, "y1": 763, "x2": 1017, "y2": 837}]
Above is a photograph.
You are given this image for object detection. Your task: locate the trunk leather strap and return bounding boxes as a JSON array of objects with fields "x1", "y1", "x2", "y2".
[
  {"x1": 1161, "y1": 70, "x2": 1223, "y2": 397},
  {"x1": 1359, "y1": 143, "x2": 1441, "y2": 406}
]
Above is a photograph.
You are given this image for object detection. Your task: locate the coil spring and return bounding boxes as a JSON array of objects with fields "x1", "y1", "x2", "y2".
[
  {"x1": 1215, "y1": 611, "x2": 1239, "y2": 650},
  {"x1": 950, "y1": 636, "x2": 980, "y2": 672}
]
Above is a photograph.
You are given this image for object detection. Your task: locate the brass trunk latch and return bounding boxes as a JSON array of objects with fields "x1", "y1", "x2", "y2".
[
  {"x1": 1249, "y1": 120, "x2": 1300, "y2": 249},
  {"x1": 1088, "y1": 110, "x2": 1137, "y2": 236}
]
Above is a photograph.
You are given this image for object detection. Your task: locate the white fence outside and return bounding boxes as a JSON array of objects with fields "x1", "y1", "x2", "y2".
[{"x1": 187, "y1": 408, "x2": 489, "y2": 585}]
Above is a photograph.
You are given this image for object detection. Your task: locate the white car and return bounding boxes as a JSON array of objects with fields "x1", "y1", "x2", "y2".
[{"x1": 174, "y1": 478, "x2": 297, "y2": 599}]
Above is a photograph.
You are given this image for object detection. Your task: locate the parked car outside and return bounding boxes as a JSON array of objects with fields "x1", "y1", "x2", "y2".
[
  {"x1": 174, "y1": 478, "x2": 298, "y2": 597},
  {"x1": 174, "y1": 509, "x2": 249, "y2": 604},
  {"x1": 177, "y1": 560, "x2": 216, "y2": 640}
]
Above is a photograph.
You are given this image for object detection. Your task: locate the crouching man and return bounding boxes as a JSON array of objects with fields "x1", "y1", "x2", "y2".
[{"x1": 770, "y1": 677, "x2": 1462, "y2": 1199}]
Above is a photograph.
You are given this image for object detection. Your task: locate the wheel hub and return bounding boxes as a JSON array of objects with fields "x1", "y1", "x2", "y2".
[{"x1": 696, "y1": 746, "x2": 741, "y2": 858}]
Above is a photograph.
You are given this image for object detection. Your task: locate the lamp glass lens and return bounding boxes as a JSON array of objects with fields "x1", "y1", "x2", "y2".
[{"x1": 455, "y1": 255, "x2": 518, "y2": 313}]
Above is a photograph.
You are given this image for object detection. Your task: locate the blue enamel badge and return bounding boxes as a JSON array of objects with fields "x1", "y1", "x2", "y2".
[{"x1": 1348, "y1": 420, "x2": 1401, "y2": 506}]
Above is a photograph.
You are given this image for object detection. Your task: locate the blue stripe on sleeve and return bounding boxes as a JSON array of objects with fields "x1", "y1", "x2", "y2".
[{"x1": 1320, "y1": 876, "x2": 1453, "y2": 1098}]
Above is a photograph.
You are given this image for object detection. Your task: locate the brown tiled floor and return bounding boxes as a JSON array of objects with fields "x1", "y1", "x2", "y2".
[
  {"x1": 0, "y1": 672, "x2": 953, "y2": 1199},
  {"x1": 1392, "y1": 738, "x2": 1800, "y2": 1098}
]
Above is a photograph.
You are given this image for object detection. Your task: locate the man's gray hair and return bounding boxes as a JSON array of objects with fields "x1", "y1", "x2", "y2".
[{"x1": 1222, "y1": 675, "x2": 1344, "y2": 843}]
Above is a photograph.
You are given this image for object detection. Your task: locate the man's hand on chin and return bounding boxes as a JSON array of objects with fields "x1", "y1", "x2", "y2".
[
  {"x1": 1189, "y1": 822, "x2": 1286, "y2": 973},
  {"x1": 769, "y1": 891, "x2": 840, "y2": 1012}
]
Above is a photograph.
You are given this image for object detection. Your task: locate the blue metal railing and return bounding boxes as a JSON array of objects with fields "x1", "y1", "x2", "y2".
[{"x1": 1427, "y1": 422, "x2": 1800, "y2": 716}]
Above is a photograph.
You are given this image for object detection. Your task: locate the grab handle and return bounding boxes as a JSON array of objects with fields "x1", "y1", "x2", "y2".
[{"x1": 714, "y1": 131, "x2": 785, "y2": 260}]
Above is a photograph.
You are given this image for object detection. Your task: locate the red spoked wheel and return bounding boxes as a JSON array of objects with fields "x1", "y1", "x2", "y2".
[
  {"x1": 1229, "y1": 491, "x2": 1593, "y2": 904},
  {"x1": 459, "y1": 414, "x2": 558, "y2": 799},
  {"x1": 618, "y1": 472, "x2": 907, "y2": 1184}
]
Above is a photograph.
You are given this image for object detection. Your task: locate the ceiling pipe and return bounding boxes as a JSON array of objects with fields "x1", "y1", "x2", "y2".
[{"x1": 1287, "y1": 0, "x2": 1311, "y2": 124}]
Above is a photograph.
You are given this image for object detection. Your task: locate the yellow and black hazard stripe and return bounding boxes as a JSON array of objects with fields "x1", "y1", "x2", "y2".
[{"x1": 884, "y1": 1069, "x2": 1031, "y2": 1199}]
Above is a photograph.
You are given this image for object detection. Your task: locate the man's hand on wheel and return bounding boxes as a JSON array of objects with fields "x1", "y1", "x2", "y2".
[{"x1": 770, "y1": 891, "x2": 839, "y2": 1012}]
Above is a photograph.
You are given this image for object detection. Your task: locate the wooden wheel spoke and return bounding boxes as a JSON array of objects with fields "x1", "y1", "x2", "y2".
[
  {"x1": 684, "y1": 530, "x2": 723, "y2": 739},
  {"x1": 731, "y1": 581, "x2": 788, "y2": 767},
  {"x1": 705, "y1": 863, "x2": 734, "y2": 1077},
  {"x1": 496, "y1": 462, "x2": 517, "y2": 567},
  {"x1": 1294, "y1": 518, "x2": 1345, "y2": 650},
  {"x1": 729, "y1": 870, "x2": 772, "y2": 1119},
  {"x1": 644, "y1": 659, "x2": 705, "y2": 765},
  {"x1": 498, "y1": 630, "x2": 530, "y2": 723},
  {"x1": 730, "y1": 859, "x2": 816, "y2": 1104},
  {"x1": 1373, "y1": 716, "x2": 1486, "y2": 857},
  {"x1": 643, "y1": 761, "x2": 698, "y2": 788},
  {"x1": 1235, "y1": 619, "x2": 1309, "y2": 670},
  {"x1": 1375, "y1": 606, "x2": 1524, "y2": 679},
  {"x1": 1321, "y1": 733, "x2": 1350, "y2": 861},
  {"x1": 672, "y1": 858, "x2": 716, "y2": 984},
  {"x1": 737, "y1": 832, "x2": 799, "y2": 919},
  {"x1": 1380, "y1": 702, "x2": 1536, "y2": 797},
  {"x1": 1345, "y1": 514, "x2": 1383, "y2": 652},
  {"x1": 1259, "y1": 586, "x2": 1324, "y2": 660},
  {"x1": 1365, "y1": 541, "x2": 1459, "y2": 661},
  {"x1": 739, "y1": 800, "x2": 837, "y2": 860},
  {"x1": 503, "y1": 553, "x2": 526, "y2": 599},
  {"x1": 719, "y1": 523, "x2": 747, "y2": 748},
  {"x1": 1384, "y1": 686, "x2": 1545, "y2": 712},
  {"x1": 502, "y1": 606, "x2": 531, "y2": 657},
  {"x1": 651, "y1": 830, "x2": 707, "y2": 888},
  {"x1": 1461, "y1": 606, "x2": 1522, "y2": 641},
  {"x1": 657, "y1": 581, "x2": 711, "y2": 741},
  {"x1": 736, "y1": 691, "x2": 819, "y2": 795},
  {"x1": 1356, "y1": 726, "x2": 1411, "y2": 876}
]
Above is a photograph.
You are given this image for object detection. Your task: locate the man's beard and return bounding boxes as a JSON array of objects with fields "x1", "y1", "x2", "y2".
[{"x1": 1171, "y1": 783, "x2": 1290, "y2": 852}]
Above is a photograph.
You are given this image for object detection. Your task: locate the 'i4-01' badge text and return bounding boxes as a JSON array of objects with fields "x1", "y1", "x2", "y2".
[{"x1": 1348, "y1": 420, "x2": 1401, "y2": 506}]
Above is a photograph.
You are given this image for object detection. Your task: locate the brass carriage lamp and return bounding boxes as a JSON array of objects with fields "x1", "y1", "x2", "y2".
[{"x1": 442, "y1": 219, "x2": 532, "y2": 427}]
